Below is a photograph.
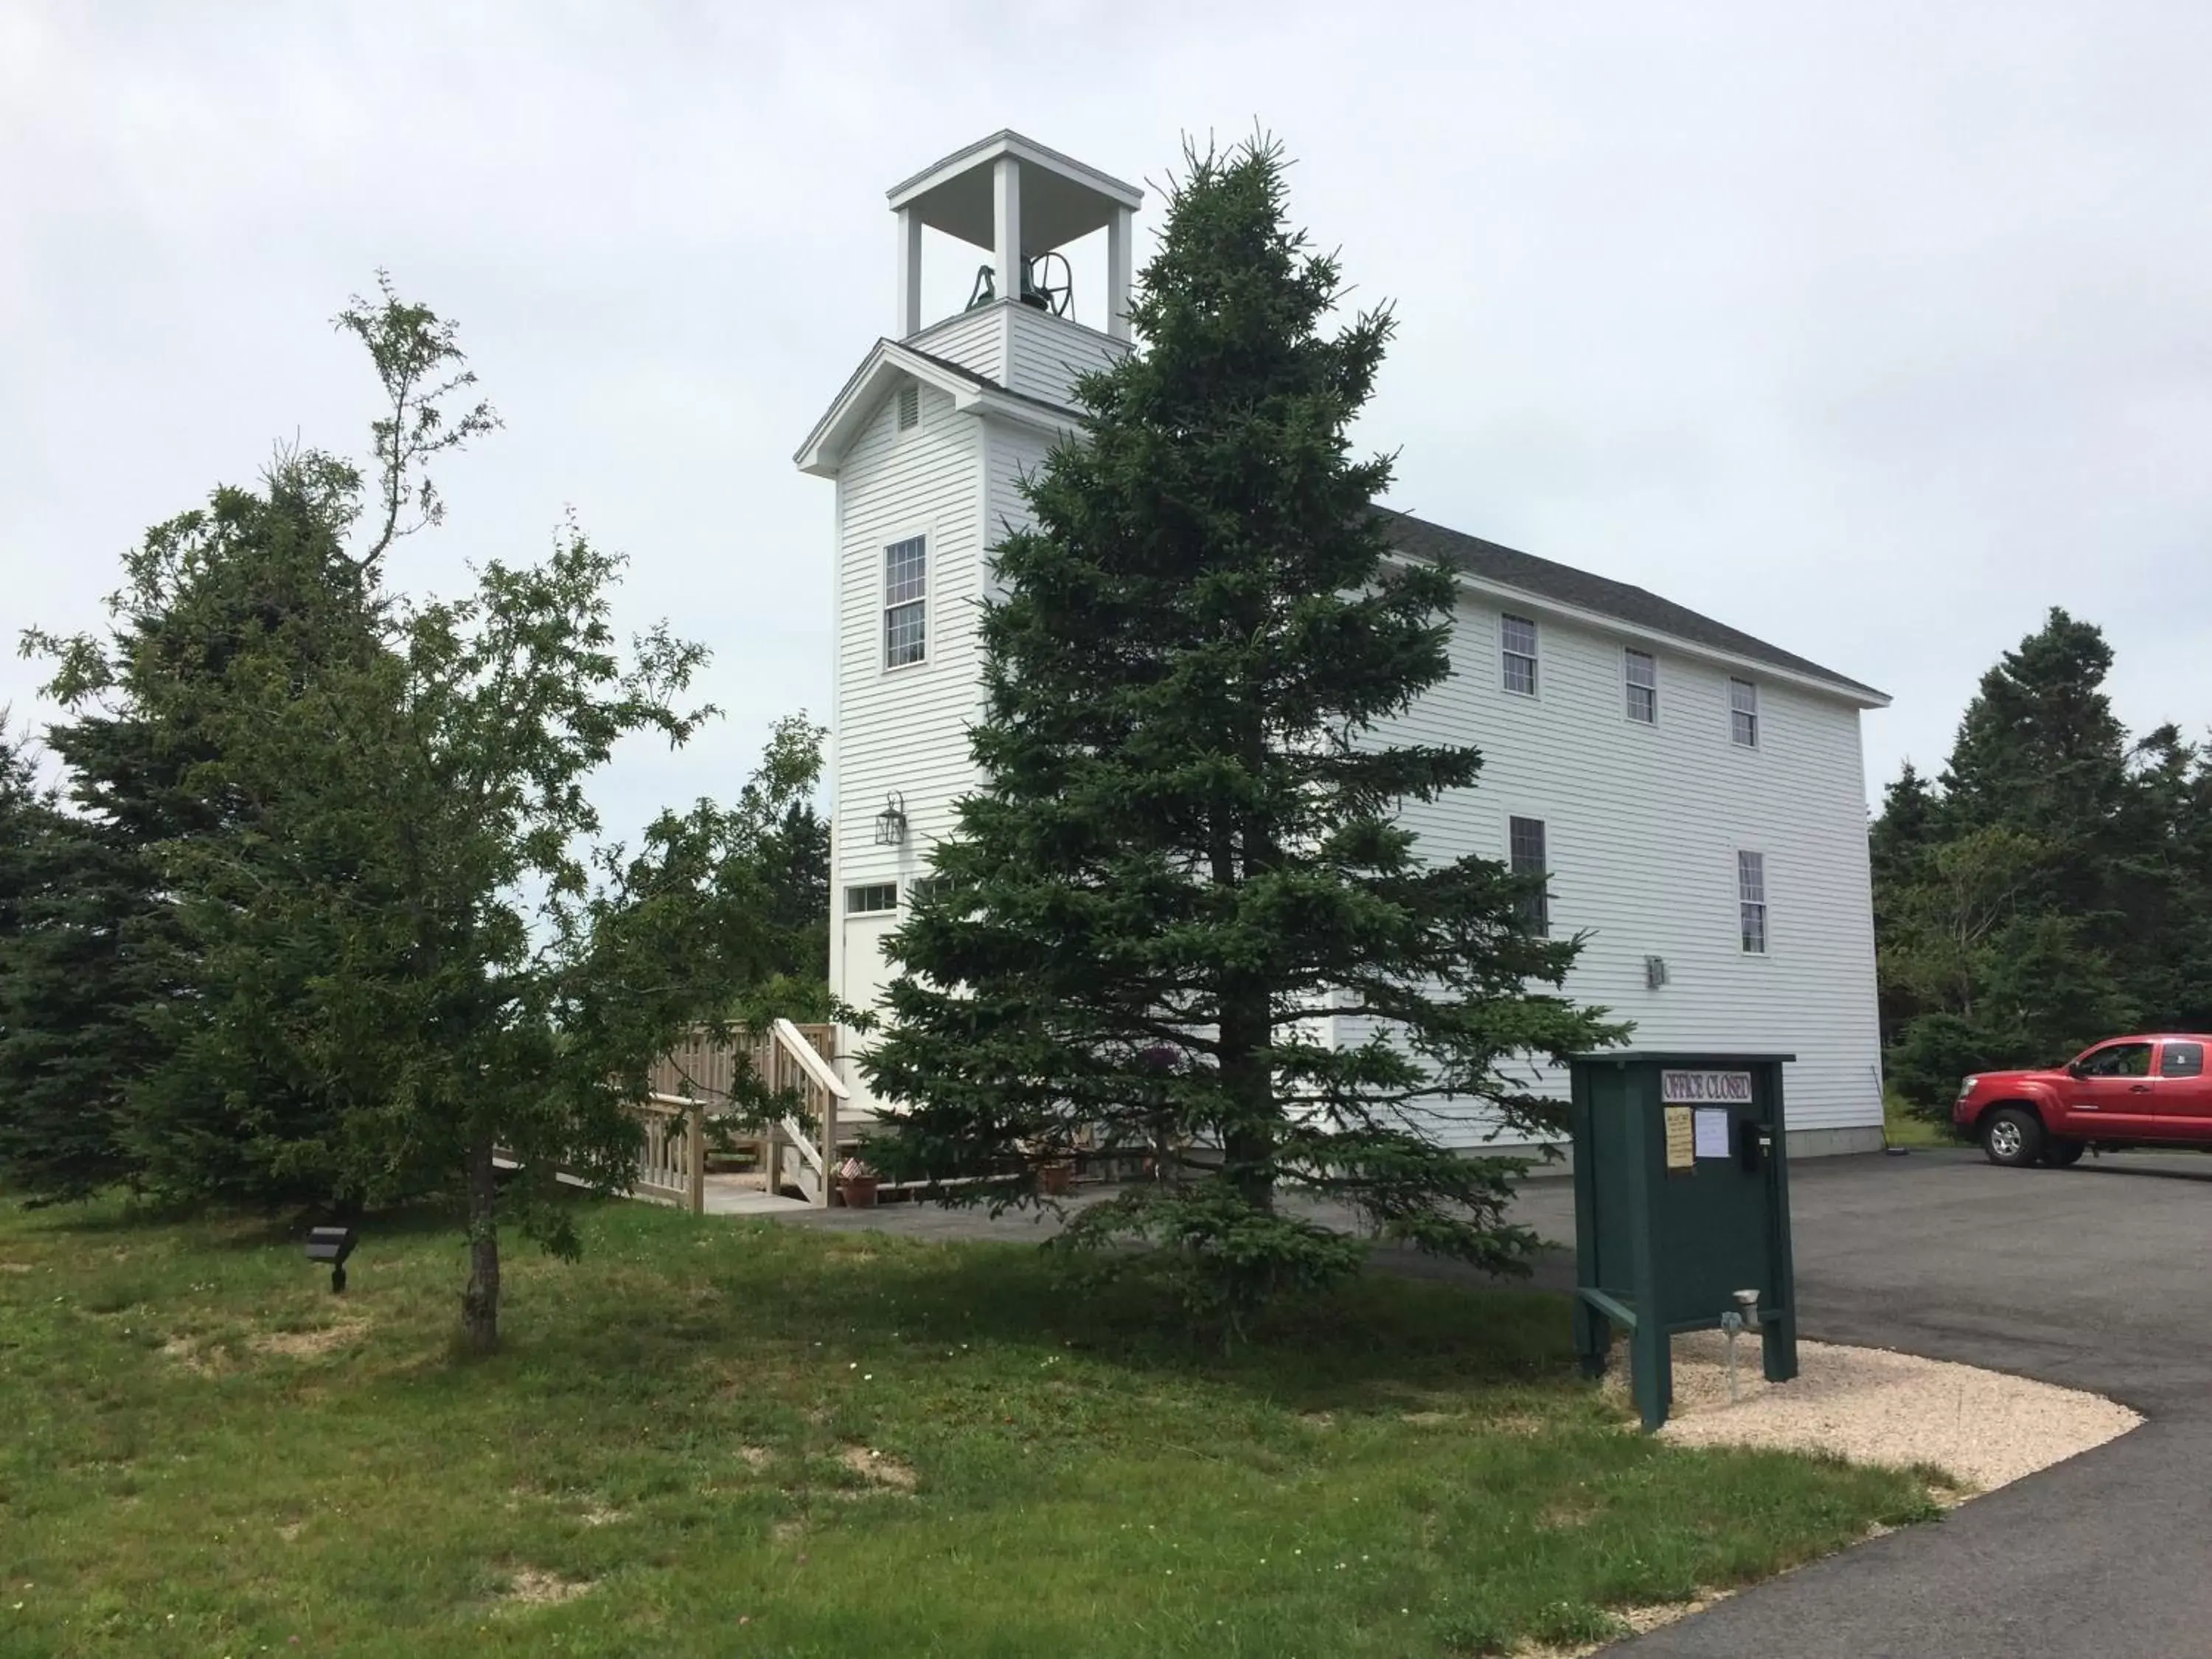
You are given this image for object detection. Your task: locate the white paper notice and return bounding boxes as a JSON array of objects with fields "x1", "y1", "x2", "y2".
[{"x1": 1693, "y1": 1107, "x2": 1732, "y2": 1160}]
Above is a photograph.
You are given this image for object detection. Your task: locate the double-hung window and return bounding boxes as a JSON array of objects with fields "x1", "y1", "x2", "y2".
[
  {"x1": 1737, "y1": 852, "x2": 1767, "y2": 954},
  {"x1": 1730, "y1": 677, "x2": 1760, "y2": 748},
  {"x1": 1501, "y1": 614, "x2": 1539, "y2": 695},
  {"x1": 883, "y1": 536, "x2": 928, "y2": 669},
  {"x1": 1624, "y1": 649, "x2": 1658, "y2": 723},
  {"x1": 1509, "y1": 815, "x2": 1550, "y2": 935}
]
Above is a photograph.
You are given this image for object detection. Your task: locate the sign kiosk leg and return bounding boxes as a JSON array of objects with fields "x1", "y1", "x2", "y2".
[
  {"x1": 1572, "y1": 1297, "x2": 1610, "y2": 1380},
  {"x1": 1622, "y1": 1088, "x2": 1672, "y2": 1431}
]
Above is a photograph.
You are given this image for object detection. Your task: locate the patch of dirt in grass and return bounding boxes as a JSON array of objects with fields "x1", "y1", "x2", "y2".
[
  {"x1": 578, "y1": 1506, "x2": 627, "y2": 1527},
  {"x1": 1298, "y1": 1411, "x2": 1335, "y2": 1429},
  {"x1": 159, "y1": 1335, "x2": 223, "y2": 1376},
  {"x1": 737, "y1": 1444, "x2": 774, "y2": 1471},
  {"x1": 501, "y1": 1568, "x2": 594, "y2": 1607},
  {"x1": 839, "y1": 1446, "x2": 917, "y2": 1492},
  {"x1": 276, "y1": 1520, "x2": 306, "y2": 1542},
  {"x1": 251, "y1": 1319, "x2": 368, "y2": 1360},
  {"x1": 0, "y1": 1260, "x2": 33, "y2": 1274},
  {"x1": 1534, "y1": 1494, "x2": 1599, "y2": 1531}
]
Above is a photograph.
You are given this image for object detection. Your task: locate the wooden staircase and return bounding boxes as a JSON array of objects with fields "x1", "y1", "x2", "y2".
[{"x1": 639, "y1": 1020, "x2": 867, "y2": 1211}]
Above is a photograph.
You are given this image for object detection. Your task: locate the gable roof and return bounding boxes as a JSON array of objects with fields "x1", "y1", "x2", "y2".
[
  {"x1": 1377, "y1": 509, "x2": 1887, "y2": 705},
  {"x1": 793, "y1": 338, "x2": 1079, "y2": 476},
  {"x1": 794, "y1": 356, "x2": 1885, "y2": 705}
]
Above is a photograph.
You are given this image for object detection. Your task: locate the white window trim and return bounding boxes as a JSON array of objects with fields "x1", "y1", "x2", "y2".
[
  {"x1": 1506, "y1": 811, "x2": 1551, "y2": 936},
  {"x1": 1624, "y1": 647, "x2": 1658, "y2": 726},
  {"x1": 1728, "y1": 676, "x2": 1761, "y2": 749},
  {"x1": 882, "y1": 528, "x2": 932, "y2": 674},
  {"x1": 1500, "y1": 612, "x2": 1540, "y2": 698},
  {"x1": 845, "y1": 881, "x2": 899, "y2": 917},
  {"x1": 1736, "y1": 849, "x2": 1770, "y2": 956}
]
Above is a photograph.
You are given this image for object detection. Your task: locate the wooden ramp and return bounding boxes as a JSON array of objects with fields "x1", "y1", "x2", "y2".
[{"x1": 700, "y1": 1173, "x2": 814, "y2": 1216}]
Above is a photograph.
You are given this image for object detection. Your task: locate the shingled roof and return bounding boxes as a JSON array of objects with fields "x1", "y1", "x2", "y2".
[{"x1": 1378, "y1": 508, "x2": 1885, "y2": 702}]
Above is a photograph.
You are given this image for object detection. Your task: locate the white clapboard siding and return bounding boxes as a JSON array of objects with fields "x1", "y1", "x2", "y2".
[
  {"x1": 830, "y1": 383, "x2": 984, "y2": 974},
  {"x1": 1335, "y1": 589, "x2": 1882, "y2": 1147},
  {"x1": 1002, "y1": 306, "x2": 1121, "y2": 405},
  {"x1": 906, "y1": 305, "x2": 1006, "y2": 383}
]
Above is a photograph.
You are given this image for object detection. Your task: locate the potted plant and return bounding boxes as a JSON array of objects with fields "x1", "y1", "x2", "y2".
[{"x1": 836, "y1": 1155, "x2": 879, "y2": 1208}]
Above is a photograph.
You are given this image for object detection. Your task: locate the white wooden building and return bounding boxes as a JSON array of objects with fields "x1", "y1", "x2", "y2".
[{"x1": 797, "y1": 133, "x2": 1891, "y2": 1159}]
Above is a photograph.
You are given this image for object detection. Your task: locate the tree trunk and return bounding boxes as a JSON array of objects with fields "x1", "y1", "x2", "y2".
[
  {"x1": 1219, "y1": 978, "x2": 1276, "y2": 1210},
  {"x1": 460, "y1": 1131, "x2": 501, "y2": 1353}
]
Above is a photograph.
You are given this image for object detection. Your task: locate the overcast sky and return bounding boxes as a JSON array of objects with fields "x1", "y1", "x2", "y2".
[{"x1": 5, "y1": 1, "x2": 2208, "y2": 840}]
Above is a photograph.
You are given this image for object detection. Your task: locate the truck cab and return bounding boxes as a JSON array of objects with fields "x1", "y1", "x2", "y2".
[{"x1": 1953, "y1": 1034, "x2": 2212, "y2": 1166}]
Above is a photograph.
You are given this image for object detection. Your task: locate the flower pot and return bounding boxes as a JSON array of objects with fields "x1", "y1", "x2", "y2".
[{"x1": 837, "y1": 1175, "x2": 879, "y2": 1208}]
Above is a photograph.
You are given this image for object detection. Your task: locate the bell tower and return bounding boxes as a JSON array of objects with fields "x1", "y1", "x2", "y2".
[
  {"x1": 888, "y1": 130, "x2": 1141, "y2": 343},
  {"x1": 796, "y1": 133, "x2": 1142, "y2": 1116}
]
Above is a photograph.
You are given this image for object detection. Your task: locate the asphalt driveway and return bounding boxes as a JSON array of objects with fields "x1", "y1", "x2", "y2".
[
  {"x1": 783, "y1": 1147, "x2": 2212, "y2": 1656},
  {"x1": 1614, "y1": 1147, "x2": 2212, "y2": 1659}
]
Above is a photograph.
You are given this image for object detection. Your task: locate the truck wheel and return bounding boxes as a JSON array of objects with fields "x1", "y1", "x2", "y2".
[
  {"x1": 2043, "y1": 1138, "x2": 2086, "y2": 1168},
  {"x1": 1982, "y1": 1107, "x2": 2045, "y2": 1168}
]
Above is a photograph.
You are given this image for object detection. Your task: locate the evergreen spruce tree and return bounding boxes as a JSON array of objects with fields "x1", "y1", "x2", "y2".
[
  {"x1": 863, "y1": 140, "x2": 1624, "y2": 1324},
  {"x1": 1871, "y1": 609, "x2": 2211, "y2": 1110},
  {"x1": 0, "y1": 723, "x2": 150, "y2": 1200},
  {"x1": 27, "y1": 468, "x2": 401, "y2": 1204},
  {"x1": 1941, "y1": 608, "x2": 2129, "y2": 911}
]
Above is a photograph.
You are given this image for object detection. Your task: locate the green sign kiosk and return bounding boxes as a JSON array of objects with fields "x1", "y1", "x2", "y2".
[{"x1": 1568, "y1": 1051, "x2": 1798, "y2": 1430}]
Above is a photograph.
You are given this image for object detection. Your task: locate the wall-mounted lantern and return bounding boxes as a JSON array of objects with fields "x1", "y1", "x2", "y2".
[
  {"x1": 1644, "y1": 955, "x2": 1669, "y2": 991},
  {"x1": 874, "y1": 791, "x2": 908, "y2": 846}
]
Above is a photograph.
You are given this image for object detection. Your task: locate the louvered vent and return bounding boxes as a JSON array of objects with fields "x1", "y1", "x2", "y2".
[{"x1": 897, "y1": 383, "x2": 919, "y2": 431}]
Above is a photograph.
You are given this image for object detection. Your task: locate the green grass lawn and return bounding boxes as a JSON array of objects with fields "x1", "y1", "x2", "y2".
[
  {"x1": 0, "y1": 1192, "x2": 1937, "y2": 1658},
  {"x1": 1884, "y1": 1091, "x2": 1962, "y2": 1150}
]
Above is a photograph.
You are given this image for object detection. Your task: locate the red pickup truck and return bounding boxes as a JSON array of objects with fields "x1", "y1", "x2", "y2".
[{"x1": 1955, "y1": 1034, "x2": 2212, "y2": 1166}]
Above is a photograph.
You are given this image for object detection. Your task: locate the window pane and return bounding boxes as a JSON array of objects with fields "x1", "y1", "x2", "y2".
[
  {"x1": 845, "y1": 883, "x2": 898, "y2": 915},
  {"x1": 885, "y1": 537, "x2": 928, "y2": 605},
  {"x1": 2163, "y1": 1043, "x2": 2205, "y2": 1079},
  {"x1": 1625, "y1": 650, "x2": 1657, "y2": 723},
  {"x1": 1730, "y1": 678, "x2": 1759, "y2": 746},
  {"x1": 1741, "y1": 902, "x2": 1767, "y2": 953},
  {"x1": 2081, "y1": 1043, "x2": 2154, "y2": 1078},
  {"x1": 885, "y1": 599, "x2": 926, "y2": 667},
  {"x1": 1737, "y1": 851, "x2": 1765, "y2": 903},
  {"x1": 1501, "y1": 616, "x2": 1538, "y2": 695},
  {"x1": 1509, "y1": 815, "x2": 1548, "y2": 933},
  {"x1": 1738, "y1": 851, "x2": 1767, "y2": 953}
]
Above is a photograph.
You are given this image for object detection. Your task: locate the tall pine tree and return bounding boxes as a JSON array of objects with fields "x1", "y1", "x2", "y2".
[
  {"x1": 1874, "y1": 608, "x2": 2212, "y2": 1110},
  {"x1": 863, "y1": 140, "x2": 1622, "y2": 1324}
]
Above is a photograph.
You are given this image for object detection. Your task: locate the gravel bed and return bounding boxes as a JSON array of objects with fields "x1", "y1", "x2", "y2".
[{"x1": 1635, "y1": 1329, "x2": 2142, "y2": 1491}]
